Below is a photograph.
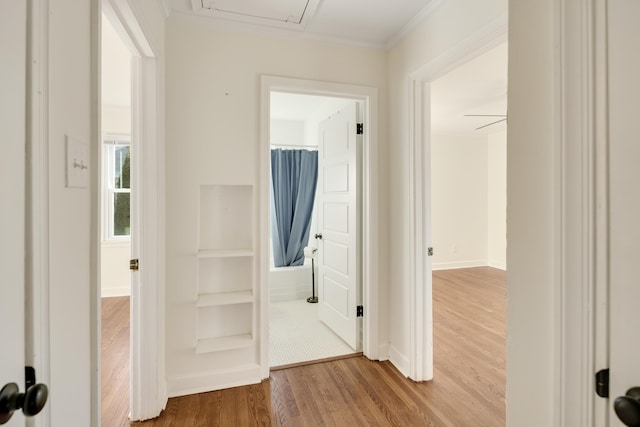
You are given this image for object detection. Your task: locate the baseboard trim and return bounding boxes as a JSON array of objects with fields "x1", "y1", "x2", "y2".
[
  {"x1": 167, "y1": 364, "x2": 262, "y2": 398},
  {"x1": 488, "y1": 260, "x2": 507, "y2": 270},
  {"x1": 101, "y1": 287, "x2": 131, "y2": 297},
  {"x1": 377, "y1": 342, "x2": 390, "y2": 361},
  {"x1": 388, "y1": 345, "x2": 410, "y2": 377},
  {"x1": 432, "y1": 260, "x2": 488, "y2": 271}
]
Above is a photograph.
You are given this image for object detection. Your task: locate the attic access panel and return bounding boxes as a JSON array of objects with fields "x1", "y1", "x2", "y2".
[{"x1": 195, "y1": 0, "x2": 320, "y2": 30}]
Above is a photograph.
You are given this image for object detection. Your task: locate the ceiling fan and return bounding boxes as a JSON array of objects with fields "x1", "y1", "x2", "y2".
[{"x1": 464, "y1": 114, "x2": 507, "y2": 130}]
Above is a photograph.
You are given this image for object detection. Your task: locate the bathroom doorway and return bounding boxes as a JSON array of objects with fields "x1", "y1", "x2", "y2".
[{"x1": 267, "y1": 92, "x2": 361, "y2": 368}]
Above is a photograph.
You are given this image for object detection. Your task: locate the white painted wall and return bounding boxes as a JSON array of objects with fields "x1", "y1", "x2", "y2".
[
  {"x1": 48, "y1": 0, "x2": 93, "y2": 424},
  {"x1": 487, "y1": 131, "x2": 506, "y2": 269},
  {"x1": 270, "y1": 119, "x2": 305, "y2": 146},
  {"x1": 165, "y1": 17, "x2": 388, "y2": 396},
  {"x1": 387, "y1": 0, "x2": 507, "y2": 372},
  {"x1": 101, "y1": 105, "x2": 132, "y2": 297},
  {"x1": 507, "y1": 1, "x2": 557, "y2": 425},
  {"x1": 431, "y1": 133, "x2": 489, "y2": 269}
]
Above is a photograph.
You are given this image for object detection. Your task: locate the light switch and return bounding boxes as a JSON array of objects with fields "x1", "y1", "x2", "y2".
[{"x1": 66, "y1": 135, "x2": 89, "y2": 188}]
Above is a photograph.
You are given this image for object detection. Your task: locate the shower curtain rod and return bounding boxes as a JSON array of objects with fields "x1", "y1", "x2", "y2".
[{"x1": 270, "y1": 144, "x2": 318, "y2": 150}]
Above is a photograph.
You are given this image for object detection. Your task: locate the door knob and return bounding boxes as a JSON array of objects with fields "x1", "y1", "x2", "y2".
[
  {"x1": 0, "y1": 382, "x2": 48, "y2": 424},
  {"x1": 614, "y1": 387, "x2": 640, "y2": 427},
  {"x1": 314, "y1": 233, "x2": 323, "y2": 240}
]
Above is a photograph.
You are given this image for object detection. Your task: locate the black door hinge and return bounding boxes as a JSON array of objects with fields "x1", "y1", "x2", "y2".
[
  {"x1": 357, "y1": 305, "x2": 363, "y2": 317},
  {"x1": 357, "y1": 123, "x2": 363, "y2": 135},
  {"x1": 595, "y1": 368, "x2": 609, "y2": 398}
]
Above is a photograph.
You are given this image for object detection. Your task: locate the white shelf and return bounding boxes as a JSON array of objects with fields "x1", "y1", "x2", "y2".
[
  {"x1": 196, "y1": 334, "x2": 253, "y2": 354},
  {"x1": 197, "y1": 249, "x2": 254, "y2": 258},
  {"x1": 197, "y1": 291, "x2": 253, "y2": 307}
]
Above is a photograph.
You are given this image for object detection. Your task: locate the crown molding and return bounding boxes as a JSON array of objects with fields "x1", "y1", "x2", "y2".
[{"x1": 386, "y1": 0, "x2": 446, "y2": 49}]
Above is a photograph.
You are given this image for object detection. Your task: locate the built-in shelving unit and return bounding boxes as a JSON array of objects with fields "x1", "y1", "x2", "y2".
[{"x1": 196, "y1": 184, "x2": 255, "y2": 354}]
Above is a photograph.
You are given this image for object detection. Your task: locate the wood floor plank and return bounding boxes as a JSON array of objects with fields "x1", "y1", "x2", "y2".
[{"x1": 105, "y1": 267, "x2": 505, "y2": 426}]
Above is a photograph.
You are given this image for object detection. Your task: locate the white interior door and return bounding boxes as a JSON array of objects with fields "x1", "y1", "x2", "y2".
[
  {"x1": 317, "y1": 102, "x2": 361, "y2": 351},
  {"x1": 0, "y1": 1, "x2": 27, "y2": 426},
  {"x1": 608, "y1": 1, "x2": 640, "y2": 425}
]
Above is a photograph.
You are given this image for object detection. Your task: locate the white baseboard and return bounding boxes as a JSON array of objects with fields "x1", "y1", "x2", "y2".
[
  {"x1": 432, "y1": 259, "x2": 488, "y2": 271},
  {"x1": 376, "y1": 342, "x2": 390, "y2": 361},
  {"x1": 167, "y1": 364, "x2": 262, "y2": 398},
  {"x1": 388, "y1": 345, "x2": 410, "y2": 378},
  {"x1": 101, "y1": 286, "x2": 131, "y2": 297},
  {"x1": 488, "y1": 260, "x2": 507, "y2": 270}
]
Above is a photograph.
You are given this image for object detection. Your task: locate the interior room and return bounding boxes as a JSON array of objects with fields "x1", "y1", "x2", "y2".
[
  {"x1": 268, "y1": 92, "x2": 359, "y2": 368},
  {"x1": 100, "y1": 12, "x2": 133, "y2": 426},
  {"x1": 429, "y1": 41, "x2": 508, "y2": 421},
  {"x1": 8, "y1": 0, "x2": 616, "y2": 425}
]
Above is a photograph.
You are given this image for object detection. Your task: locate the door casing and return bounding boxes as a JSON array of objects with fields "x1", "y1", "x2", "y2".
[{"x1": 259, "y1": 76, "x2": 379, "y2": 377}]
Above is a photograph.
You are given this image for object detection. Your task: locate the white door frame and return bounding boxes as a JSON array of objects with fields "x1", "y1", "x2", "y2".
[
  {"x1": 27, "y1": 1, "x2": 52, "y2": 426},
  {"x1": 408, "y1": 15, "x2": 507, "y2": 382},
  {"x1": 259, "y1": 76, "x2": 379, "y2": 377},
  {"x1": 96, "y1": 0, "x2": 167, "y2": 422}
]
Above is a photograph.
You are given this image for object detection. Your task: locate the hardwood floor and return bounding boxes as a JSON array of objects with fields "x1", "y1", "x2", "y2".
[
  {"x1": 104, "y1": 267, "x2": 505, "y2": 426},
  {"x1": 102, "y1": 296, "x2": 131, "y2": 427}
]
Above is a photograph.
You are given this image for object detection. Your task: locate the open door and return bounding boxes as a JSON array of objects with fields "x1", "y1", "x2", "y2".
[
  {"x1": 607, "y1": 1, "x2": 640, "y2": 425},
  {"x1": 0, "y1": 2, "x2": 27, "y2": 426},
  {"x1": 0, "y1": 2, "x2": 47, "y2": 425},
  {"x1": 317, "y1": 102, "x2": 361, "y2": 351}
]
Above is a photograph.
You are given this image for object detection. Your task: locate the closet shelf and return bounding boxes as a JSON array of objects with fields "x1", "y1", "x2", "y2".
[
  {"x1": 197, "y1": 249, "x2": 254, "y2": 258},
  {"x1": 197, "y1": 291, "x2": 253, "y2": 307},
  {"x1": 196, "y1": 334, "x2": 253, "y2": 354}
]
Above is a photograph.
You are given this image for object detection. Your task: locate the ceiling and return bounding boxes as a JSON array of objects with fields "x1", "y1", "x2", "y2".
[
  {"x1": 167, "y1": 0, "x2": 440, "y2": 48},
  {"x1": 431, "y1": 42, "x2": 508, "y2": 136},
  {"x1": 271, "y1": 43, "x2": 508, "y2": 136},
  {"x1": 102, "y1": 13, "x2": 131, "y2": 107}
]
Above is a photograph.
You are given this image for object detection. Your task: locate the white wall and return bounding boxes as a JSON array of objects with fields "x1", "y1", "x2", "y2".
[
  {"x1": 48, "y1": 0, "x2": 93, "y2": 424},
  {"x1": 101, "y1": 105, "x2": 132, "y2": 297},
  {"x1": 270, "y1": 119, "x2": 305, "y2": 146},
  {"x1": 387, "y1": 0, "x2": 507, "y2": 370},
  {"x1": 506, "y1": 1, "x2": 557, "y2": 425},
  {"x1": 487, "y1": 131, "x2": 506, "y2": 269},
  {"x1": 165, "y1": 18, "x2": 388, "y2": 395},
  {"x1": 431, "y1": 133, "x2": 489, "y2": 269}
]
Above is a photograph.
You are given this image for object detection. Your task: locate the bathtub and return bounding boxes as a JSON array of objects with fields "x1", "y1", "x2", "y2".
[{"x1": 269, "y1": 258, "x2": 317, "y2": 302}]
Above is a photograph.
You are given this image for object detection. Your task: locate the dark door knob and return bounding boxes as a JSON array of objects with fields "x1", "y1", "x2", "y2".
[
  {"x1": 615, "y1": 387, "x2": 640, "y2": 427},
  {"x1": 315, "y1": 233, "x2": 323, "y2": 240},
  {"x1": 0, "y1": 382, "x2": 48, "y2": 424}
]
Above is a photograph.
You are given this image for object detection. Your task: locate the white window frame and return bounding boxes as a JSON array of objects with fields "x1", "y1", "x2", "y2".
[{"x1": 103, "y1": 134, "x2": 131, "y2": 241}]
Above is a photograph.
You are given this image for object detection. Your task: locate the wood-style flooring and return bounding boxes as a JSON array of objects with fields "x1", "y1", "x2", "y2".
[
  {"x1": 102, "y1": 296, "x2": 131, "y2": 427},
  {"x1": 103, "y1": 266, "x2": 506, "y2": 426}
]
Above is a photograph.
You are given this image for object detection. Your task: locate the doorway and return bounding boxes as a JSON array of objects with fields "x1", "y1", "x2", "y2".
[
  {"x1": 98, "y1": 1, "x2": 165, "y2": 422},
  {"x1": 408, "y1": 24, "x2": 507, "y2": 381},
  {"x1": 100, "y1": 11, "x2": 134, "y2": 425},
  {"x1": 267, "y1": 92, "x2": 361, "y2": 368},
  {"x1": 259, "y1": 76, "x2": 380, "y2": 378}
]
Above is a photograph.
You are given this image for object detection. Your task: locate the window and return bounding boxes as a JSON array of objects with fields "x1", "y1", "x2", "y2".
[{"x1": 103, "y1": 135, "x2": 131, "y2": 240}]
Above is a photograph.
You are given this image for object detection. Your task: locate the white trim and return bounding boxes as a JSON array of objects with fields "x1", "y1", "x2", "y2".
[
  {"x1": 386, "y1": 0, "x2": 446, "y2": 49},
  {"x1": 27, "y1": 0, "x2": 51, "y2": 425},
  {"x1": 98, "y1": 0, "x2": 167, "y2": 422},
  {"x1": 259, "y1": 76, "x2": 380, "y2": 378},
  {"x1": 388, "y1": 345, "x2": 410, "y2": 378},
  {"x1": 167, "y1": 365, "x2": 262, "y2": 398},
  {"x1": 557, "y1": 0, "x2": 604, "y2": 425},
  {"x1": 102, "y1": 0, "x2": 154, "y2": 57},
  {"x1": 408, "y1": 16, "x2": 508, "y2": 382},
  {"x1": 432, "y1": 260, "x2": 490, "y2": 271},
  {"x1": 487, "y1": 261, "x2": 507, "y2": 271},
  {"x1": 101, "y1": 287, "x2": 131, "y2": 298}
]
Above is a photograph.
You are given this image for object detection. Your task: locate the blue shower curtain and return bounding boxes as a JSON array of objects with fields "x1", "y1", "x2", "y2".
[{"x1": 270, "y1": 149, "x2": 318, "y2": 267}]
